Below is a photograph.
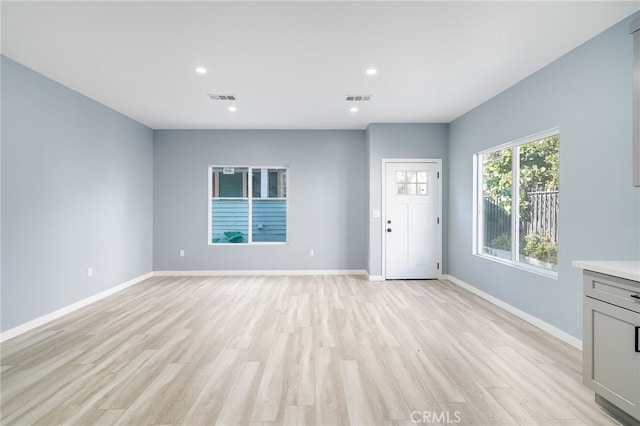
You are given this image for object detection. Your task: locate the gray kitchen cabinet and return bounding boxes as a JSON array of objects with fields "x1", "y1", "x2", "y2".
[
  {"x1": 632, "y1": 18, "x2": 640, "y2": 187},
  {"x1": 583, "y1": 270, "x2": 640, "y2": 424}
]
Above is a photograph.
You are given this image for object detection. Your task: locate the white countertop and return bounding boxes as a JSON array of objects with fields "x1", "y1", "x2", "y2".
[{"x1": 572, "y1": 260, "x2": 640, "y2": 282}]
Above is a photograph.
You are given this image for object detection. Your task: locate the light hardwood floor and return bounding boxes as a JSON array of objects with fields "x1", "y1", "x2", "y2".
[{"x1": 1, "y1": 275, "x2": 616, "y2": 425}]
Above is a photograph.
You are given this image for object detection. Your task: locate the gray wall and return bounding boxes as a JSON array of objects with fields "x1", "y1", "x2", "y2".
[
  {"x1": 1, "y1": 56, "x2": 154, "y2": 332},
  {"x1": 153, "y1": 130, "x2": 367, "y2": 271},
  {"x1": 448, "y1": 12, "x2": 640, "y2": 339},
  {"x1": 366, "y1": 123, "x2": 449, "y2": 277}
]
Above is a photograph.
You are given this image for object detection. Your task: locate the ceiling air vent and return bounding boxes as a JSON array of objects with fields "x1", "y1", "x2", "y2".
[
  {"x1": 346, "y1": 95, "x2": 371, "y2": 102},
  {"x1": 209, "y1": 94, "x2": 236, "y2": 101}
]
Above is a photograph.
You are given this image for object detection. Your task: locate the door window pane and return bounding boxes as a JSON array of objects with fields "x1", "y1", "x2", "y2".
[
  {"x1": 396, "y1": 170, "x2": 428, "y2": 196},
  {"x1": 397, "y1": 183, "x2": 407, "y2": 195}
]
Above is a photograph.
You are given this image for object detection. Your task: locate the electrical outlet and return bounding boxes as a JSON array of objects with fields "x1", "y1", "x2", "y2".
[
  {"x1": 309, "y1": 249, "x2": 315, "y2": 257},
  {"x1": 87, "y1": 267, "x2": 93, "y2": 278},
  {"x1": 179, "y1": 249, "x2": 185, "y2": 257}
]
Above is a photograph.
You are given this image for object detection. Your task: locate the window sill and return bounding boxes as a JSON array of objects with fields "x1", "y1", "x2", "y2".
[
  {"x1": 473, "y1": 253, "x2": 558, "y2": 280},
  {"x1": 209, "y1": 242, "x2": 288, "y2": 246}
]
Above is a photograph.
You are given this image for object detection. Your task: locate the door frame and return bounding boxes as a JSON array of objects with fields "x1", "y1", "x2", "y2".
[{"x1": 381, "y1": 158, "x2": 443, "y2": 280}]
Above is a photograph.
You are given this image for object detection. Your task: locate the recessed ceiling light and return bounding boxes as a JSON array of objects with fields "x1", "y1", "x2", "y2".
[
  {"x1": 195, "y1": 66, "x2": 207, "y2": 75},
  {"x1": 350, "y1": 107, "x2": 358, "y2": 113},
  {"x1": 366, "y1": 68, "x2": 377, "y2": 76},
  {"x1": 228, "y1": 106, "x2": 237, "y2": 112}
]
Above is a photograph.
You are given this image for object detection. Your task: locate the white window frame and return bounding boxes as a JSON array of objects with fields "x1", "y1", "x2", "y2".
[
  {"x1": 208, "y1": 165, "x2": 289, "y2": 245},
  {"x1": 472, "y1": 128, "x2": 559, "y2": 278}
]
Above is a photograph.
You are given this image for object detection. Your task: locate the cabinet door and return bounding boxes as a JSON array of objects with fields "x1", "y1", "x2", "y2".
[
  {"x1": 632, "y1": 19, "x2": 640, "y2": 187},
  {"x1": 584, "y1": 296, "x2": 640, "y2": 419}
]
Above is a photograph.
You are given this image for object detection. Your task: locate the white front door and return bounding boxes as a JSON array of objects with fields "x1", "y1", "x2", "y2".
[{"x1": 384, "y1": 161, "x2": 440, "y2": 279}]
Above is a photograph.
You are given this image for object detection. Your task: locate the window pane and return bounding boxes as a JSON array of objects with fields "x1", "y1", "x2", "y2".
[
  {"x1": 212, "y1": 167, "x2": 247, "y2": 198},
  {"x1": 407, "y1": 171, "x2": 417, "y2": 183},
  {"x1": 252, "y1": 168, "x2": 287, "y2": 242},
  {"x1": 268, "y1": 169, "x2": 286, "y2": 198},
  {"x1": 252, "y1": 168, "x2": 287, "y2": 198},
  {"x1": 268, "y1": 171, "x2": 278, "y2": 198},
  {"x1": 517, "y1": 135, "x2": 559, "y2": 271},
  {"x1": 481, "y1": 147, "x2": 512, "y2": 260},
  {"x1": 211, "y1": 199, "x2": 248, "y2": 243},
  {"x1": 279, "y1": 169, "x2": 287, "y2": 198},
  {"x1": 252, "y1": 199, "x2": 287, "y2": 242},
  {"x1": 252, "y1": 169, "x2": 261, "y2": 198}
]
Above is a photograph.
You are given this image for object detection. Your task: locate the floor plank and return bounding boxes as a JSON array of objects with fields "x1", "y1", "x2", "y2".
[{"x1": 0, "y1": 275, "x2": 617, "y2": 425}]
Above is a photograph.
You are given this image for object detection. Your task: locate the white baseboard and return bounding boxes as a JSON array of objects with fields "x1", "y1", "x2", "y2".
[
  {"x1": 443, "y1": 274, "x2": 582, "y2": 350},
  {"x1": 0, "y1": 272, "x2": 153, "y2": 343},
  {"x1": 153, "y1": 269, "x2": 368, "y2": 277}
]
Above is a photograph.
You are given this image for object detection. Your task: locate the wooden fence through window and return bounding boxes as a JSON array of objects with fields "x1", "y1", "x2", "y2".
[{"x1": 483, "y1": 188, "x2": 558, "y2": 246}]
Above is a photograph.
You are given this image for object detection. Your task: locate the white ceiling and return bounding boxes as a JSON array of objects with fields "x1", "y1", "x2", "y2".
[{"x1": 2, "y1": 1, "x2": 639, "y2": 130}]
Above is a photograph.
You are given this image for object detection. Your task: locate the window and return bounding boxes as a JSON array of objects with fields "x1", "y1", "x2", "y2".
[
  {"x1": 396, "y1": 170, "x2": 429, "y2": 195},
  {"x1": 474, "y1": 129, "x2": 559, "y2": 275},
  {"x1": 209, "y1": 166, "x2": 287, "y2": 244}
]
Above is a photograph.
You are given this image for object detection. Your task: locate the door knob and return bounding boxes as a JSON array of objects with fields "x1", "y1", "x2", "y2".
[{"x1": 387, "y1": 228, "x2": 392, "y2": 232}]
